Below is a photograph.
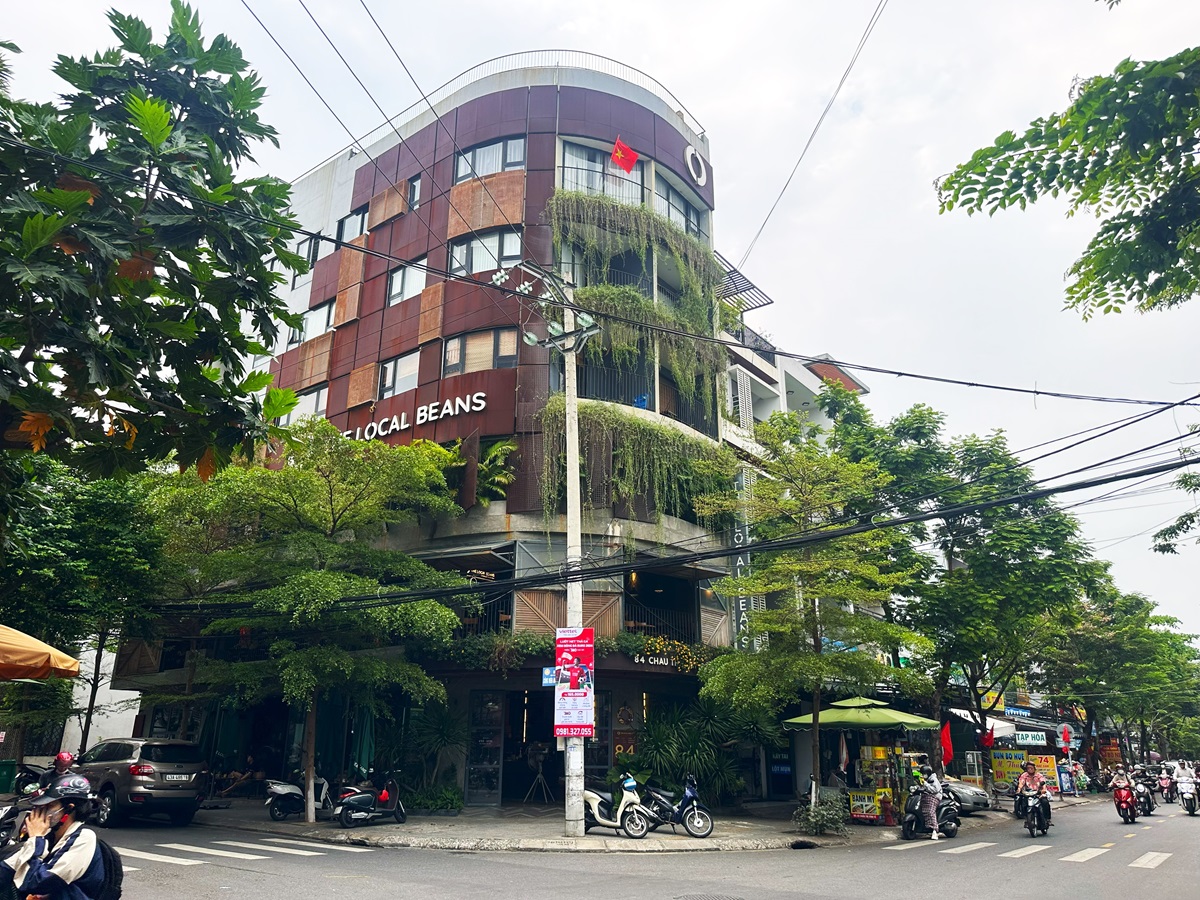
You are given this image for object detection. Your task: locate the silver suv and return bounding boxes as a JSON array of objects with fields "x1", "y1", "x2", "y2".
[{"x1": 75, "y1": 738, "x2": 209, "y2": 827}]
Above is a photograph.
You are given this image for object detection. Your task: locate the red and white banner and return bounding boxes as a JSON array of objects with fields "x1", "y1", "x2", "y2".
[{"x1": 554, "y1": 627, "x2": 595, "y2": 738}]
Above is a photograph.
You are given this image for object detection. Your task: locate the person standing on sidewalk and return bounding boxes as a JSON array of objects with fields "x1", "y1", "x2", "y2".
[{"x1": 919, "y1": 765, "x2": 942, "y2": 840}]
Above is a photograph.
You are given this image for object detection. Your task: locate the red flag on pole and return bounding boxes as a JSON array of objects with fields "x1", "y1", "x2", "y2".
[
  {"x1": 611, "y1": 136, "x2": 638, "y2": 174},
  {"x1": 981, "y1": 724, "x2": 995, "y2": 749},
  {"x1": 940, "y1": 720, "x2": 954, "y2": 766}
]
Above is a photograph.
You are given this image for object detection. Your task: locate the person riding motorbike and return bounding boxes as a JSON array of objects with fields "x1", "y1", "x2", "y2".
[
  {"x1": 1016, "y1": 761, "x2": 1053, "y2": 826},
  {"x1": 2, "y1": 773, "x2": 104, "y2": 900},
  {"x1": 918, "y1": 764, "x2": 942, "y2": 840},
  {"x1": 36, "y1": 753, "x2": 75, "y2": 791},
  {"x1": 1110, "y1": 765, "x2": 1131, "y2": 788}
]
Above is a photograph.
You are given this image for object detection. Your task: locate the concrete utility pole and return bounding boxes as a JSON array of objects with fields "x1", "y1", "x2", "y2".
[{"x1": 510, "y1": 262, "x2": 599, "y2": 837}]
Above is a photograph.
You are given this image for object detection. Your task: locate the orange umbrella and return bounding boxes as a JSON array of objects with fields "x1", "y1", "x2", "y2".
[{"x1": 0, "y1": 625, "x2": 79, "y2": 680}]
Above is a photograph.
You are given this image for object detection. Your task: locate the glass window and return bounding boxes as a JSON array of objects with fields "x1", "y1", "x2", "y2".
[
  {"x1": 292, "y1": 233, "x2": 322, "y2": 288},
  {"x1": 562, "y1": 141, "x2": 643, "y2": 206},
  {"x1": 281, "y1": 385, "x2": 327, "y2": 426},
  {"x1": 654, "y1": 174, "x2": 707, "y2": 240},
  {"x1": 387, "y1": 257, "x2": 427, "y2": 306},
  {"x1": 379, "y1": 351, "x2": 419, "y2": 399},
  {"x1": 408, "y1": 175, "x2": 422, "y2": 211},
  {"x1": 336, "y1": 206, "x2": 368, "y2": 243},
  {"x1": 289, "y1": 301, "x2": 334, "y2": 345},
  {"x1": 443, "y1": 328, "x2": 519, "y2": 377},
  {"x1": 454, "y1": 137, "x2": 527, "y2": 184},
  {"x1": 448, "y1": 230, "x2": 522, "y2": 276},
  {"x1": 141, "y1": 744, "x2": 203, "y2": 764}
]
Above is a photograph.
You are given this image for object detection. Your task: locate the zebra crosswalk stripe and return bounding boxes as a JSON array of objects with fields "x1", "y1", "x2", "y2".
[
  {"x1": 1059, "y1": 848, "x2": 1109, "y2": 863},
  {"x1": 938, "y1": 841, "x2": 996, "y2": 855},
  {"x1": 156, "y1": 843, "x2": 268, "y2": 860},
  {"x1": 214, "y1": 840, "x2": 324, "y2": 856},
  {"x1": 1129, "y1": 852, "x2": 1172, "y2": 869},
  {"x1": 263, "y1": 838, "x2": 374, "y2": 853},
  {"x1": 884, "y1": 841, "x2": 940, "y2": 851},
  {"x1": 122, "y1": 867, "x2": 139, "y2": 873},
  {"x1": 997, "y1": 844, "x2": 1052, "y2": 858},
  {"x1": 113, "y1": 847, "x2": 205, "y2": 866}
]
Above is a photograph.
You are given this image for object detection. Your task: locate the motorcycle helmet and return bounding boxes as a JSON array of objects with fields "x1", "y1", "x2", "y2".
[
  {"x1": 54, "y1": 751, "x2": 74, "y2": 768},
  {"x1": 31, "y1": 773, "x2": 93, "y2": 818},
  {"x1": 919, "y1": 765, "x2": 933, "y2": 776}
]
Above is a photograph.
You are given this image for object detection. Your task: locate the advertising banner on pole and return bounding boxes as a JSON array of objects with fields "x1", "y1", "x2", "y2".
[{"x1": 554, "y1": 627, "x2": 595, "y2": 738}]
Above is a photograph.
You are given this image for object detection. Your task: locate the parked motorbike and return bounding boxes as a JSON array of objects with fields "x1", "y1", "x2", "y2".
[
  {"x1": 1157, "y1": 772, "x2": 1176, "y2": 802},
  {"x1": 1177, "y1": 777, "x2": 1198, "y2": 816},
  {"x1": 266, "y1": 773, "x2": 347, "y2": 821},
  {"x1": 1112, "y1": 784, "x2": 1138, "y2": 823},
  {"x1": 11, "y1": 763, "x2": 47, "y2": 797},
  {"x1": 1019, "y1": 788, "x2": 1049, "y2": 837},
  {"x1": 900, "y1": 786, "x2": 960, "y2": 840},
  {"x1": 335, "y1": 773, "x2": 406, "y2": 829},
  {"x1": 1134, "y1": 780, "x2": 1156, "y2": 816},
  {"x1": 639, "y1": 774, "x2": 714, "y2": 838},
  {"x1": 583, "y1": 773, "x2": 650, "y2": 839}
]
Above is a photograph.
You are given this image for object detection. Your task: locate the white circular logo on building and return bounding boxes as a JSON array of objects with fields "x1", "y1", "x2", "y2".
[{"x1": 684, "y1": 145, "x2": 707, "y2": 187}]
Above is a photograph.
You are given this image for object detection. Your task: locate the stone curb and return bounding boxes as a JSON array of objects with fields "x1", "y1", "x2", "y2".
[{"x1": 189, "y1": 794, "x2": 1100, "y2": 853}]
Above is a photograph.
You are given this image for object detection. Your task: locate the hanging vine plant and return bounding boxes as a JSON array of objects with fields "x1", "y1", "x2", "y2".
[
  {"x1": 574, "y1": 285, "x2": 726, "y2": 406},
  {"x1": 544, "y1": 191, "x2": 723, "y2": 305},
  {"x1": 539, "y1": 395, "x2": 736, "y2": 526}
]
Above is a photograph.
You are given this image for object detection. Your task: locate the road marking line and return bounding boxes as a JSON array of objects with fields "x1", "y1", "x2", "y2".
[
  {"x1": 1124, "y1": 833, "x2": 1136, "y2": 838},
  {"x1": 113, "y1": 848, "x2": 205, "y2": 866},
  {"x1": 884, "y1": 842, "x2": 940, "y2": 850},
  {"x1": 1142, "y1": 825, "x2": 1152, "y2": 830},
  {"x1": 263, "y1": 838, "x2": 374, "y2": 853},
  {"x1": 938, "y1": 841, "x2": 996, "y2": 855},
  {"x1": 156, "y1": 843, "x2": 267, "y2": 860},
  {"x1": 998, "y1": 845, "x2": 1052, "y2": 858},
  {"x1": 1129, "y1": 852, "x2": 1172, "y2": 869},
  {"x1": 123, "y1": 867, "x2": 139, "y2": 873},
  {"x1": 215, "y1": 841, "x2": 324, "y2": 856},
  {"x1": 1059, "y1": 848, "x2": 1109, "y2": 863},
  {"x1": 1168, "y1": 814, "x2": 1177, "y2": 818},
  {"x1": 1102, "y1": 842, "x2": 1115, "y2": 848}
]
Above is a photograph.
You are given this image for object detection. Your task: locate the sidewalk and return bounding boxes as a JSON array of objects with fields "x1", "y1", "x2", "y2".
[{"x1": 188, "y1": 796, "x2": 1095, "y2": 853}]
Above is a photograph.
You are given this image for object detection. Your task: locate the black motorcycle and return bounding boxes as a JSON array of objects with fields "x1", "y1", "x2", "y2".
[
  {"x1": 901, "y1": 786, "x2": 960, "y2": 840},
  {"x1": 1019, "y1": 788, "x2": 1049, "y2": 837},
  {"x1": 1134, "y1": 780, "x2": 1157, "y2": 817},
  {"x1": 640, "y1": 774, "x2": 714, "y2": 838},
  {"x1": 11, "y1": 763, "x2": 46, "y2": 797},
  {"x1": 335, "y1": 773, "x2": 407, "y2": 828}
]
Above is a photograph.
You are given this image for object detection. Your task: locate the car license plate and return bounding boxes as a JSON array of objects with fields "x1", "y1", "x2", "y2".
[{"x1": 164, "y1": 774, "x2": 190, "y2": 782}]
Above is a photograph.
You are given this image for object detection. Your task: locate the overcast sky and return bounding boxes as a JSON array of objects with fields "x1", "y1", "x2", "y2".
[{"x1": 7, "y1": 0, "x2": 1200, "y2": 632}]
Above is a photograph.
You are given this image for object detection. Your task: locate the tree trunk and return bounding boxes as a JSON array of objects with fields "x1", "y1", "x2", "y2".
[
  {"x1": 1139, "y1": 720, "x2": 1149, "y2": 765},
  {"x1": 79, "y1": 626, "x2": 109, "y2": 754},
  {"x1": 304, "y1": 695, "x2": 317, "y2": 825}
]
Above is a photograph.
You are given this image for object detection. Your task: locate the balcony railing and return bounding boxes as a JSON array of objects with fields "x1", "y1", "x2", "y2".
[
  {"x1": 624, "y1": 598, "x2": 697, "y2": 644},
  {"x1": 659, "y1": 377, "x2": 718, "y2": 438},
  {"x1": 561, "y1": 165, "x2": 645, "y2": 207},
  {"x1": 561, "y1": 260, "x2": 654, "y2": 295},
  {"x1": 731, "y1": 323, "x2": 776, "y2": 366},
  {"x1": 454, "y1": 592, "x2": 513, "y2": 636},
  {"x1": 578, "y1": 362, "x2": 655, "y2": 410}
]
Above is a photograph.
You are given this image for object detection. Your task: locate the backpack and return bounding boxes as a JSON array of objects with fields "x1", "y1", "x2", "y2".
[{"x1": 94, "y1": 839, "x2": 123, "y2": 900}]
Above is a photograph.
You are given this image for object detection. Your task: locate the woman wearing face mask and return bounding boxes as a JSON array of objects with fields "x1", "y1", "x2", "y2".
[{"x1": 3, "y1": 773, "x2": 105, "y2": 900}]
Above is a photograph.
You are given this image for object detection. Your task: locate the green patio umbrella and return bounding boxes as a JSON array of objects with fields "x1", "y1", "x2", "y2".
[
  {"x1": 782, "y1": 702, "x2": 939, "y2": 731},
  {"x1": 829, "y1": 697, "x2": 890, "y2": 708}
]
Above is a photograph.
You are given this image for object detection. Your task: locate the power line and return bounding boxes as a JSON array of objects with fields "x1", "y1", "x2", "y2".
[
  {"x1": 737, "y1": 0, "x2": 891, "y2": 268},
  {"x1": 8, "y1": 126, "x2": 1199, "y2": 411},
  {"x1": 147, "y1": 452, "x2": 1200, "y2": 620}
]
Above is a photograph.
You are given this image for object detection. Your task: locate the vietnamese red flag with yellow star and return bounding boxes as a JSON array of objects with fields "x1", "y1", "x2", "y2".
[{"x1": 611, "y1": 135, "x2": 638, "y2": 174}]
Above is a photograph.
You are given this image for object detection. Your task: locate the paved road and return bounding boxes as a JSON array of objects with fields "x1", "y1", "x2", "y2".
[{"x1": 108, "y1": 799, "x2": 1197, "y2": 899}]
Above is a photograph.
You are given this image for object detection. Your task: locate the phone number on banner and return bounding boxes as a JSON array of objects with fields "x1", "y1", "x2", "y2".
[{"x1": 554, "y1": 726, "x2": 595, "y2": 737}]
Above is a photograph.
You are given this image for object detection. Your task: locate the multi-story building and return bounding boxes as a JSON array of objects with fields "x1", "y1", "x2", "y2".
[{"x1": 114, "y1": 51, "x2": 864, "y2": 804}]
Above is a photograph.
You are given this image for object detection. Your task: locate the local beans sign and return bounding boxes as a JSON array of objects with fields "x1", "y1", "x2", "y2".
[{"x1": 343, "y1": 392, "x2": 487, "y2": 441}]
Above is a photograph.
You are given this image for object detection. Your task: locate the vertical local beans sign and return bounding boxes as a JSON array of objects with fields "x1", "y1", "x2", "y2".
[{"x1": 553, "y1": 627, "x2": 595, "y2": 738}]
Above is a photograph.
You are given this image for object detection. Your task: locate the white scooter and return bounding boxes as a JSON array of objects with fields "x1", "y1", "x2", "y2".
[
  {"x1": 582, "y1": 773, "x2": 650, "y2": 839},
  {"x1": 1179, "y1": 777, "x2": 1198, "y2": 816},
  {"x1": 265, "y1": 774, "x2": 339, "y2": 821}
]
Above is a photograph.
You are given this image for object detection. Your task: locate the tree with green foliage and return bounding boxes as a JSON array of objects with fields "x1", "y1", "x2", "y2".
[
  {"x1": 695, "y1": 411, "x2": 929, "y2": 800},
  {"x1": 144, "y1": 418, "x2": 467, "y2": 822},
  {"x1": 820, "y1": 388, "x2": 1093, "y2": 788},
  {"x1": 937, "y1": 3, "x2": 1200, "y2": 318},
  {"x1": 0, "y1": 2, "x2": 303, "y2": 548},
  {"x1": 0, "y1": 461, "x2": 161, "y2": 758}
]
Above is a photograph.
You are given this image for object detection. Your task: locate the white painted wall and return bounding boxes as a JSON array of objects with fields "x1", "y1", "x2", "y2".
[{"x1": 60, "y1": 645, "x2": 140, "y2": 754}]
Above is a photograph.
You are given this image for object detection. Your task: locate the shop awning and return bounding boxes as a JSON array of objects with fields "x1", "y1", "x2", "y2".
[{"x1": 950, "y1": 708, "x2": 1017, "y2": 737}]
